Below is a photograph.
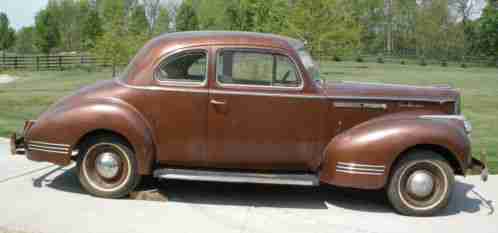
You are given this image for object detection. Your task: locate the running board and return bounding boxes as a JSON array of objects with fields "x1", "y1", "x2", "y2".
[{"x1": 153, "y1": 168, "x2": 319, "y2": 186}]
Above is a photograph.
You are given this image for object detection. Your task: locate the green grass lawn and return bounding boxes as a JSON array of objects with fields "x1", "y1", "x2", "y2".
[
  {"x1": 0, "y1": 63, "x2": 497, "y2": 173},
  {"x1": 0, "y1": 69, "x2": 113, "y2": 136}
]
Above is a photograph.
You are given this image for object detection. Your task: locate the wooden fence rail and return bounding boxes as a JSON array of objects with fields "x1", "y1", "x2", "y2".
[
  {"x1": 0, "y1": 54, "x2": 110, "y2": 71},
  {"x1": 1, "y1": 53, "x2": 496, "y2": 71}
]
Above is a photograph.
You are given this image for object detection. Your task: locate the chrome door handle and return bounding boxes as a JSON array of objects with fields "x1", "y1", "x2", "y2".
[{"x1": 210, "y1": 99, "x2": 226, "y2": 105}]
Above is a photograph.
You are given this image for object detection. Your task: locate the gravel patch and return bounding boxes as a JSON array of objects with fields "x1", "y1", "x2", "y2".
[{"x1": 0, "y1": 74, "x2": 17, "y2": 84}]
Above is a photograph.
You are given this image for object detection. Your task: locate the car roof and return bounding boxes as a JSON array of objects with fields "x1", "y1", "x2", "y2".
[{"x1": 152, "y1": 31, "x2": 305, "y2": 51}]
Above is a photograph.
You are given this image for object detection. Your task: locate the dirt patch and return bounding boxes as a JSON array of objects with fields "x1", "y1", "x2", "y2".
[{"x1": 0, "y1": 74, "x2": 17, "y2": 84}]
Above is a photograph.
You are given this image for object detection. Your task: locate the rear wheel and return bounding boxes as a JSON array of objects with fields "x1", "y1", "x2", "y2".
[
  {"x1": 387, "y1": 150, "x2": 454, "y2": 216},
  {"x1": 77, "y1": 136, "x2": 141, "y2": 198}
]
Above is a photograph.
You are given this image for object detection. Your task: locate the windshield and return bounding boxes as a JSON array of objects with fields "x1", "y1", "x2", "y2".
[{"x1": 297, "y1": 48, "x2": 322, "y2": 86}]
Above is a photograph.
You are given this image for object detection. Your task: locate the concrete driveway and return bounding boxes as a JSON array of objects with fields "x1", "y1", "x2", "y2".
[{"x1": 0, "y1": 140, "x2": 496, "y2": 233}]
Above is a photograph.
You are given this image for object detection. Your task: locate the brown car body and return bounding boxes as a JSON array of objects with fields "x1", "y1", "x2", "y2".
[{"x1": 13, "y1": 31, "x2": 483, "y2": 193}]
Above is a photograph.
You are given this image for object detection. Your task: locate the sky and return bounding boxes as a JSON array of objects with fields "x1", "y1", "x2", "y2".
[
  {"x1": 0, "y1": 0, "x2": 50, "y2": 30},
  {"x1": 0, "y1": 0, "x2": 181, "y2": 30}
]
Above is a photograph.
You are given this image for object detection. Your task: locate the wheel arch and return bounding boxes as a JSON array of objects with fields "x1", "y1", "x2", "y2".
[
  {"x1": 319, "y1": 116, "x2": 470, "y2": 190},
  {"x1": 74, "y1": 129, "x2": 134, "y2": 153},
  {"x1": 391, "y1": 144, "x2": 464, "y2": 177}
]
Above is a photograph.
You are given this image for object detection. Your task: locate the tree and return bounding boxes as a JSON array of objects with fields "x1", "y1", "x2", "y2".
[
  {"x1": 0, "y1": 12, "x2": 16, "y2": 52},
  {"x1": 477, "y1": 0, "x2": 498, "y2": 62},
  {"x1": 250, "y1": 0, "x2": 290, "y2": 33},
  {"x1": 129, "y1": 4, "x2": 149, "y2": 35},
  {"x1": 94, "y1": 0, "x2": 130, "y2": 75},
  {"x1": 153, "y1": 6, "x2": 171, "y2": 35},
  {"x1": 35, "y1": 8, "x2": 61, "y2": 54},
  {"x1": 80, "y1": 0, "x2": 103, "y2": 50},
  {"x1": 143, "y1": 0, "x2": 161, "y2": 34},
  {"x1": 175, "y1": 0, "x2": 199, "y2": 31},
  {"x1": 14, "y1": 26, "x2": 37, "y2": 54},
  {"x1": 285, "y1": 0, "x2": 361, "y2": 58}
]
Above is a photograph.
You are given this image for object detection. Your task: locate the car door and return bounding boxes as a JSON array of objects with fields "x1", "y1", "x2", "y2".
[
  {"x1": 151, "y1": 48, "x2": 209, "y2": 166},
  {"x1": 207, "y1": 47, "x2": 325, "y2": 171}
]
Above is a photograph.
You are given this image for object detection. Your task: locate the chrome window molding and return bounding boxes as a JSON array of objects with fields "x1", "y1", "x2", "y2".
[
  {"x1": 214, "y1": 47, "x2": 305, "y2": 91},
  {"x1": 153, "y1": 49, "x2": 209, "y2": 88}
]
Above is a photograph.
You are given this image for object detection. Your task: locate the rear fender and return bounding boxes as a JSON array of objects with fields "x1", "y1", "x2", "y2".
[
  {"x1": 27, "y1": 97, "x2": 156, "y2": 175},
  {"x1": 319, "y1": 116, "x2": 470, "y2": 189}
]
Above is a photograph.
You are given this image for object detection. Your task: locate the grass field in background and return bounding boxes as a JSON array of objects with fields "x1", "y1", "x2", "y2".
[
  {"x1": 0, "y1": 70, "x2": 113, "y2": 137},
  {"x1": 0, "y1": 63, "x2": 497, "y2": 173}
]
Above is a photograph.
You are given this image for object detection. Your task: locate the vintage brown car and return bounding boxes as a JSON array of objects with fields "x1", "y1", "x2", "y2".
[{"x1": 11, "y1": 31, "x2": 487, "y2": 216}]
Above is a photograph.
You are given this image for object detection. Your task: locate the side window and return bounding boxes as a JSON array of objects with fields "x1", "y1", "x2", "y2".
[
  {"x1": 156, "y1": 51, "x2": 207, "y2": 84},
  {"x1": 217, "y1": 50, "x2": 301, "y2": 87}
]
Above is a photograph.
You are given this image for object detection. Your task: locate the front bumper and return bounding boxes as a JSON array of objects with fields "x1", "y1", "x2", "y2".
[
  {"x1": 10, "y1": 132, "x2": 26, "y2": 156},
  {"x1": 467, "y1": 157, "x2": 488, "y2": 182}
]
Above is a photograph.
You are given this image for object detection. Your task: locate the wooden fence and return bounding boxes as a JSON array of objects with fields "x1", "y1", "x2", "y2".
[
  {"x1": 0, "y1": 53, "x2": 495, "y2": 71},
  {"x1": 320, "y1": 54, "x2": 497, "y2": 67},
  {"x1": 0, "y1": 54, "x2": 109, "y2": 71}
]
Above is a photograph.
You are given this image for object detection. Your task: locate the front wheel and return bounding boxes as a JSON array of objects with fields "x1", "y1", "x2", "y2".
[
  {"x1": 387, "y1": 150, "x2": 454, "y2": 216},
  {"x1": 77, "y1": 136, "x2": 141, "y2": 198}
]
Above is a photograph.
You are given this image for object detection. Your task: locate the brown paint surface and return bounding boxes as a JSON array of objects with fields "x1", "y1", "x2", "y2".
[{"x1": 22, "y1": 32, "x2": 469, "y2": 189}]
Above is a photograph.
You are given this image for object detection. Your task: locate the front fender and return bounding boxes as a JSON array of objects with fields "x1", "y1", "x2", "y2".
[
  {"x1": 26, "y1": 97, "x2": 155, "y2": 175},
  {"x1": 319, "y1": 116, "x2": 470, "y2": 189}
]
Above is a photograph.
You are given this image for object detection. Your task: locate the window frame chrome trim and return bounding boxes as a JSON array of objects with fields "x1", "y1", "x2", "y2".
[
  {"x1": 153, "y1": 48, "x2": 209, "y2": 88},
  {"x1": 214, "y1": 47, "x2": 305, "y2": 91}
]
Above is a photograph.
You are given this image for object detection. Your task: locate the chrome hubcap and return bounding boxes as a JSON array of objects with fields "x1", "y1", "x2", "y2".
[
  {"x1": 406, "y1": 170, "x2": 434, "y2": 198},
  {"x1": 95, "y1": 152, "x2": 121, "y2": 179}
]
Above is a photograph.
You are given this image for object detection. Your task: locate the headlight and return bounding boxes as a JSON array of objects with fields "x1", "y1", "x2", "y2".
[
  {"x1": 463, "y1": 119, "x2": 472, "y2": 134},
  {"x1": 419, "y1": 115, "x2": 471, "y2": 134}
]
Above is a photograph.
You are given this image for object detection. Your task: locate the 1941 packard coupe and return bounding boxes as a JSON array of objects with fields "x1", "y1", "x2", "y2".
[{"x1": 11, "y1": 31, "x2": 487, "y2": 216}]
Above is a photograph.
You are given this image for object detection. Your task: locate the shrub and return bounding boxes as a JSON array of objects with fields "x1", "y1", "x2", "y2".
[
  {"x1": 400, "y1": 60, "x2": 406, "y2": 65},
  {"x1": 376, "y1": 57, "x2": 384, "y2": 63},
  {"x1": 441, "y1": 60, "x2": 447, "y2": 67},
  {"x1": 460, "y1": 63, "x2": 467, "y2": 68},
  {"x1": 355, "y1": 56, "x2": 363, "y2": 62},
  {"x1": 333, "y1": 55, "x2": 341, "y2": 62}
]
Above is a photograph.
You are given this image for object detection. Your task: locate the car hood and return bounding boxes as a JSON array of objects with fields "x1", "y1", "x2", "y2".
[{"x1": 322, "y1": 81, "x2": 460, "y2": 103}]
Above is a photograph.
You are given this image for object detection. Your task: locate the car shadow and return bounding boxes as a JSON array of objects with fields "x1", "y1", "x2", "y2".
[{"x1": 33, "y1": 166, "x2": 494, "y2": 216}]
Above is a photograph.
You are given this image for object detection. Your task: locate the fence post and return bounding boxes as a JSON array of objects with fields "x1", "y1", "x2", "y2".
[
  {"x1": 14, "y1": 56, "x2": 18, "y2": 69},
  {"x1": 59, "y1": 55, "x2": 62, "y2": 71},
  {"x1": 36, "y1": 56, "x2": 39, "y2": 71}
]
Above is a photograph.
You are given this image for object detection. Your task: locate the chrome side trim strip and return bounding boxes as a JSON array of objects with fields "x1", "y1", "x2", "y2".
[
  {"x1": 340, "y1": 81, "x2": 453, "y2": 89},
  {"x1": 336, "y1": 162, "x2": 385, "y2": 176},
  {"x1": 28, "y1": 144, "x2": 69, "y2": 152},
  {"x1": 336, "y1": 165, "x2": 385, "y2": 172},
  {"x1": 154, "y1": 168, "x2": 319, "y2": 186},
  {"x1": 28, "y1": 147, "x2": 68, "y2": 155},
  {"x1": 210, "y1": 89, "x2": 323, "y2": 99},
  {"x1": 334, "y1": 102, "x2": 387, "y2": 110},
  {"x1": 116, "y1": 79, "x2": 210, "y2": 94},
  {"x1": 29, "y1": 140, "x2": 70, "y2": 148},
  {"x1": 329, "y1": 96, "x2": 454, "y2": 104},
  {"x1": 419, "y1": 115, "x2": 466, "y2": 120},
  {"x1": 337, "y1": 162, "x2": 385, "y2": 169},
  {"x1": 335, "y1": 169, "x2": 384, "y2": 176}
]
